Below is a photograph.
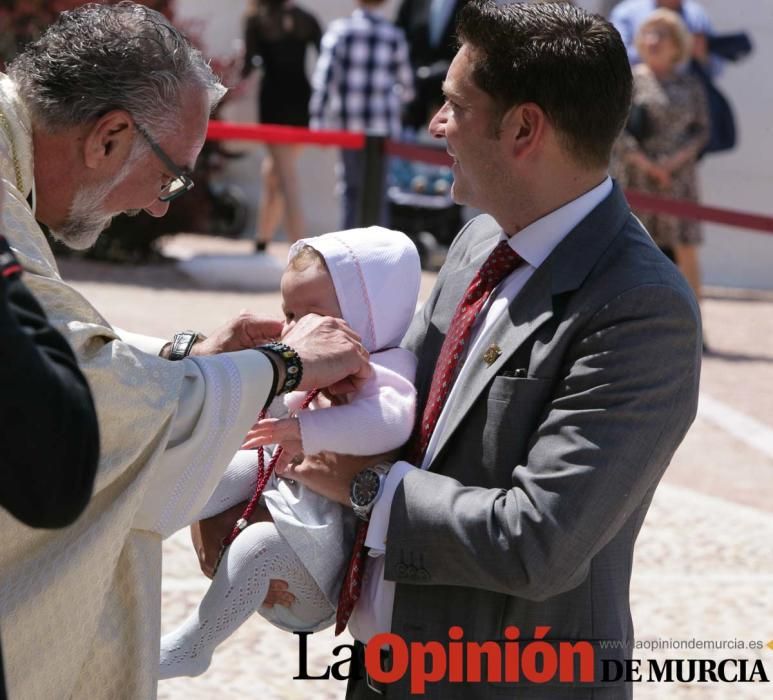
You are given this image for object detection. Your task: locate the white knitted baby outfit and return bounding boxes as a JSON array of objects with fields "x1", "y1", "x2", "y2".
[{"x1": 160, "y1": 227, "x2": 421, "y2": 679}]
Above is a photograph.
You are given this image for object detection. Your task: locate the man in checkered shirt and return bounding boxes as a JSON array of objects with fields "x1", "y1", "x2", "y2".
[{"x1": 310, "y1": 0, "x2": 415, "y2": 229}]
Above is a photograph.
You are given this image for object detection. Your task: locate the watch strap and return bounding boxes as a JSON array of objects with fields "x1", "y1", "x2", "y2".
[{"x1": 169, "y1": 330, "x2": 202, "y2": 360}]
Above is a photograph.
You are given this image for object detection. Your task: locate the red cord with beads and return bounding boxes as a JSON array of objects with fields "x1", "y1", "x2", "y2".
[{"x1": 213, "y1": 388, "x2": 320, "y2": 574}]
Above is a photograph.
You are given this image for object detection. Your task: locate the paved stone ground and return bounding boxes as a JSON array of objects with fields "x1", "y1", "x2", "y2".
[{"x1": 58, "y1": 234, "x2": 773, "y2": 699}]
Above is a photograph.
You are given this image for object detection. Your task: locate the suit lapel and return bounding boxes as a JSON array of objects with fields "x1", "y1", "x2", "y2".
[
  {"x1": 424, "y1": 183, "x2": 632, "y2": 470},
  {"x1": 414, "y1": 230, "x2": 500, "y2": 394},
  {"x1": 440, "y1": 232, "x2": 500, "y2": 310},
  {"x1": 427, "y1": 263, "x2": 554, "y2": 466}
]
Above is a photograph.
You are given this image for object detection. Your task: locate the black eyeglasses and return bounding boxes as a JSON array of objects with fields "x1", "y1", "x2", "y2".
[{"x1": 133, "y1": 121, "x2": 195, "y2": 202}]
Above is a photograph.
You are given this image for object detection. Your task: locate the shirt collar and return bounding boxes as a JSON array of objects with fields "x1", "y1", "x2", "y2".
[{"x1": 502, "y1": 176, "x2": 612, "y2": 269}]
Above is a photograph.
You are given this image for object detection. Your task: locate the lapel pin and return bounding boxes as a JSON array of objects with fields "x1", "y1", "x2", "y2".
[{"x1": 483, "y1": 343, "x2": 502, "y2": 366}]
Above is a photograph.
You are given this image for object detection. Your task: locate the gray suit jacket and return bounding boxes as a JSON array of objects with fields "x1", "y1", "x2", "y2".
[{"x1": 370, "y1": 185, "x2": 701, "y2": 699}]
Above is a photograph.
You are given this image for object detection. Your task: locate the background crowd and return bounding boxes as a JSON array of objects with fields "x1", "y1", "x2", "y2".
[{"x1": 1, "y1": 0, "x2": 749, "y2": 276}]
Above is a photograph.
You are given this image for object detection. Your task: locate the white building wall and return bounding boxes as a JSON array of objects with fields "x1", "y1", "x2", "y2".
[
  {"x1": 692, "y1": 0, "x2": 773, "y2": 289},
  {"x1": 177, "y1": 0, "x2": 773, "y2": 289}
]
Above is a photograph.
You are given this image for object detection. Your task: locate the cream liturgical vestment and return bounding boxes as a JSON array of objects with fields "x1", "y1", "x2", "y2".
[{"x1": 0, "y1": 74, "x2": 275, "y2": 698}]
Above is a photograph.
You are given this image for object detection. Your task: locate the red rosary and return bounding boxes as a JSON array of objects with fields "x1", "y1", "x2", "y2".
[{"x1": 213, "y1": 388, "x2": 319, "y2": 575}]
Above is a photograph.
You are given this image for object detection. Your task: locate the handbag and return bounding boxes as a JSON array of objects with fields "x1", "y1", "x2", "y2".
[
  {"x1": 708, "y1": 32, "x2": 753, "y2": 62},
  {"x1": 690, "y1": 60, "x2": 737, "y2": 156},
  {"x1": 625, "y1": 102, "x2": 651, "y2": 143}
]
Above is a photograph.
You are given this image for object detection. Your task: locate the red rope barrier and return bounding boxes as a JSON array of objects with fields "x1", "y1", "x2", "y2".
[
  {"x1": 625, "y1": 191, "x2": 773, "y2": 235},
  {"x1": 207, "y1": 120, "x2": 365, "y2": 149},
  {"x1": 206, "y1": 120, "x2": 773, "y2": 236}
]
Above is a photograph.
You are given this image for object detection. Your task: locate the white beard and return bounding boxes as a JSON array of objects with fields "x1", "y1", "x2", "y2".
[{"x1": 50, "y1": 155, "x2": 140, "y2": 250}]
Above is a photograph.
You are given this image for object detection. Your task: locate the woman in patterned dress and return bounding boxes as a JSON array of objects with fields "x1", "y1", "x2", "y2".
[{"x1": 614, "y1": 8, "x2": 709, "y2": 302}]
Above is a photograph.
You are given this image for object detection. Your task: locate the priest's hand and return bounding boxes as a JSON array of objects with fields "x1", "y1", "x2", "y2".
[
  {"x1": 190, "y1": 501, "x2": 295, "y2": 608},
  {"x1": 275, "y1": 450, "x2": 396, "y2": 506},
  {"x1": 191, "y1": 312, "x2": 284, "y2": 356},
  {"x1": 281, "y1": 314, "x2": 371, "y2": 395}
]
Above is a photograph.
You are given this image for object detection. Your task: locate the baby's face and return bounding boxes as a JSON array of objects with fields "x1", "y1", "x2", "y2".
[{"x1": 280, "y1": 262, "x2": 342, "y2": 337}]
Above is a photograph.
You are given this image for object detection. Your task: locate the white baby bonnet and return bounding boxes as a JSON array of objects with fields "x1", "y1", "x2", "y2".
[{"x1": 288, "y1": 227, "x2": 421, "y2": 352}]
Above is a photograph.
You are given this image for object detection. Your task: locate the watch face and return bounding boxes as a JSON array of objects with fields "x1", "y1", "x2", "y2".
[{"x1": 351, "y1": 469, "x2": 381, "y2": 507}]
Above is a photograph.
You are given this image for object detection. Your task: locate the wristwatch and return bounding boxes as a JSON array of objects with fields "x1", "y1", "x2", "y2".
[
  {"x1": 350, "y1": 462, "x2": 392, "y2": 521},
  {"x1": 168, "y1": 330, "x2": 205, "y2": 360}
]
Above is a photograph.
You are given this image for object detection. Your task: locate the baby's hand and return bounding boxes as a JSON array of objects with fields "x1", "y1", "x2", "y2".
[{"x1": 242, "y1": 416, "x2": 302, "y2": 451}]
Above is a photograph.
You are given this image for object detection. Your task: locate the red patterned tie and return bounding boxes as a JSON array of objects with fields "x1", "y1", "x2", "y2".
[
  {"x1": 412, "y1": 239, "x2": 524, "y2": 462},
  {"x1": 335, "y1": 519, "x2": 369, "y2": 635},
  {"x1": 335, "y1": 240, "x2": 523, "y2": 635}
]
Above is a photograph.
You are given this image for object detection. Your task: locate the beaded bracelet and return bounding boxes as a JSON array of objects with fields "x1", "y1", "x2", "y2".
[{"x1": 258, "y1": 341, "x2": 303, "y2": 394}]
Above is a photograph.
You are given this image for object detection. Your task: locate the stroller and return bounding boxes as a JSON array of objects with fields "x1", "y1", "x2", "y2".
[{"x1": 388, "y1": 155, "x2": 461, "y2": 270}]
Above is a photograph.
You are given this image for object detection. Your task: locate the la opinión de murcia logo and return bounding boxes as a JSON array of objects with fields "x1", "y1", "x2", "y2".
[{"x1": 293, "y1": 627, "x2": 773, "y2": 694}]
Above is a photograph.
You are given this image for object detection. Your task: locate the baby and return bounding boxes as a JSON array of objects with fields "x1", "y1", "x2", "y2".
[{"x1": 160, "y1": 227, "x2": 421, "y2": 679}]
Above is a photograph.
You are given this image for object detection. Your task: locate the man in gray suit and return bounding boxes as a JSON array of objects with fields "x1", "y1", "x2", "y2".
[{"x1": 205, "y1": 2, "x2": 701, "y2": 697}]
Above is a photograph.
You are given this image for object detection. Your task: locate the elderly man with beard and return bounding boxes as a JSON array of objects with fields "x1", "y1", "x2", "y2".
[{"x1": 0, "y1": 3, "x2": 370, "y2": 698}]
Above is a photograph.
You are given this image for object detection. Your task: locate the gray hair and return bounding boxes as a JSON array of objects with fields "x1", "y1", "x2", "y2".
[{"x1": 8, "y1": 1, "x2": 226, "y2": 136}]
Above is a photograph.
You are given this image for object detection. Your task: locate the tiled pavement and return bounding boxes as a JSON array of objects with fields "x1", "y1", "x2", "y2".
[{"x1": 58, "y1": 235, "x2": 773, "y2": 699}]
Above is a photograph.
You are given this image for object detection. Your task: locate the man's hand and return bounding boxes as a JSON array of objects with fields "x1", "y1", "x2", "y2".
[
  {"x1": 281, "y1": 314, "x2": 371, "y2": 394},
  {"x1": 276, "y1": 451, "x2": 397, "y2": 505},
  {"x1": 191, "y1": 312, "x2": 284, "y2": 356},
  {"x1": 262, "y1": 579, "x2": 296, "y2": 609}
]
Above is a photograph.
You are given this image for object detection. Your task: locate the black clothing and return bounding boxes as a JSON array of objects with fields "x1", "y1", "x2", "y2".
[
  {"x1": 243, "y1": 4, "x2": 322, "y2": 127},
  {"x1": 1, "y1": 236, "x2": 100, "y2": 699},
  {"x1": 0, "y1": 236, "x2": 99, "y2": 528},
  {"x1": 396, "y1": 0, "x2": 468, "y2": 128}
]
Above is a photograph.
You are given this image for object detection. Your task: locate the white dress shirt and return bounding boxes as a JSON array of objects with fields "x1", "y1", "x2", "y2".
[{"x1": 349, "y1": 176, "x2": 613, "y2": 643}]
